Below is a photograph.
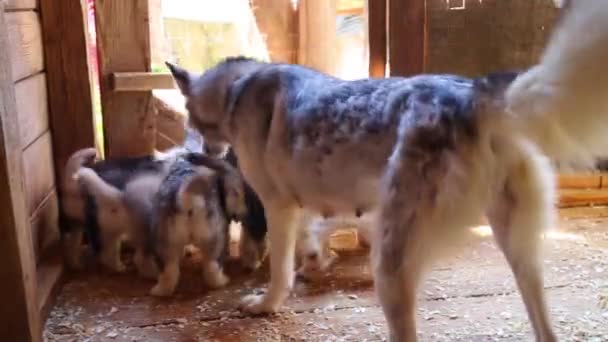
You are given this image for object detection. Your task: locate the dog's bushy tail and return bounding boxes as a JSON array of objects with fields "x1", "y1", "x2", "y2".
[{"x1": 504, "y1": 1, "x2": 608, "y2": 168}]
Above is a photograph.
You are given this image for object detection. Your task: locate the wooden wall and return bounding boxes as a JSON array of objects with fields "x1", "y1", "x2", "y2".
[
  {"x1": 426, "y1": 0, "x2": 559, "y2": 76},
  {"x1": 6, "y1": 0, "x2": 59, "y2": 265}
]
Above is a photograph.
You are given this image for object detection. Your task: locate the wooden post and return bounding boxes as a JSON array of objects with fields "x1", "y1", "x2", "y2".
[
  {"x1": 368, "y1": 0, "x2": 387, "y2": 77},
  {"x1": 388, "y1": 0, "x2": 426, "y2": 76},
  {"x1": 95, "y1": 0, "x2": 155, "y2": 158},
  {"x1": 0, "y1": 5, "x2": 41, "y2": 342},
  {"x1": 251, "y1": 0, "x2": 298, "y2": 63},
  {"x1": 298, "y1": 0, "x2": 338, "y2": 75},
  {"x1": 40, "y1": 0, "x2": 96, "y2": 183}
]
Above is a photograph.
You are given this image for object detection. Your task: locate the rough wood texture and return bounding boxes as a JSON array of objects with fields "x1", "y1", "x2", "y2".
[
  {"x1": 5, "y1": 0, "x2": 37, "y2": 11},
  {"x1": 0, "y1": 5, "x2": 41, "y2": 341},
  {"x1": 95, "y1": 0, "x2": 155, "y2": 158},
  {"x1": 298, "y1": 0, "x2": 337, "y2": 74},
  {"x1": 557, "y1": 174, "x2": 602, "y2": 189},
  {"x1": 36, "y1": 253, "x2": 63, "y2": 321},
  {"x1": 22, "y1": 132, "x2": 55, "y2": 215},
  {"x1": 251, "y1": 0, "x2": 298, "y2": 63},
  {"x1": 425, "y1": 0, "x2": 559, "y2": 76},
  {"x1": 367, "y1": 0, "x2": 387, "y2": 77},
  {"x1": 112, "y1": 72, "x2": 175, "y2": 91},
  {"x1": 30, "y1": 190, "x2": 59, "y2": 263},
  {"x1": 14, "y1": 73, "x2": 49, "y2": 149},
  {"x1": 6, "y1": 11, "x2": 44, "y2": 81},
  {"x1": 43, "y1": 215, "x2": 608, "y2": 341},
  {"x1": 389, "y1": 0, "x2": 426, "y2": 76},
  {"x1": 558, "y1": 189, "x2": 608, "y2": 208},
  {"x1": 153, "y1": 95, "x2": 187, "y2": 151},
  {"x1": 40, "y1": 0, "x2": 96, "y2": 184}
]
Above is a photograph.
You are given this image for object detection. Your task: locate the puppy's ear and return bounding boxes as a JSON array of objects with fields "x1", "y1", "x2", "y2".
[{"x1": 166, "y1": 62, "x2": 195, "y2": 96}]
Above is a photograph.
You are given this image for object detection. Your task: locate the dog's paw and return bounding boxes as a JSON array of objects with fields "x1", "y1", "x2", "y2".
[
  {"x1": 150, "y1": 284, "x2": 174, "y2": 297},
  {"x1": 239, "y1": 294, "x2": 280, "y2": 315}
]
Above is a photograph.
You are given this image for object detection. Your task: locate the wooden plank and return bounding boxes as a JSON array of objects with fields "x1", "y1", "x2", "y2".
[
  {"x1": 367, "y1": 0, "x2": 387, "y2": 77},
  {"x1": 29, "y1": 190, "x2": 59, "y2": 263},
  {"x1": 557, "y1": 174, "x2": 602, "y2": 189},
  {"x1": 298, "y1": 0, "x2": 338, "y2": 74},
  {"x1": 14, "y1": 73, "x2": 49, "y2": 149},
  {"x1": 5, "y1": 0, "x2": 37, "y2": 11},
  {"x1": 6, "y1": 11, "x2": 44, "y2": 81},
  {"x1": 388, "y1": 0, "x2": 426, "y2": 76},
  {"x1": 251, "y1": 0, "x2": 298, "y2": 63},
  {"x1": 0, "y1": 5, "x2": 41, "y2": 341},
  {"x1": 112, "y1": 72, "x2": 175, "y2": 91},
  {"x1": 95, "y1": 0, "x2": 156, "y2": 158},
  {"x1": 40, "y1": 0, "x2": 97, "y2": 185},
  {"x1": 36, "y1": 253, "x2": 63, "y2": 321},
  {"x1": 22, "y1": 132, "x2": 55, "y2": 215},
  {"x1": 558, "y1": 189, "x2": 608, "y2": 208}
]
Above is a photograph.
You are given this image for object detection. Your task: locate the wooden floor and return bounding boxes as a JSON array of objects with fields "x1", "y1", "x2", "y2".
[{"x1": 44, "y1": 207, "x2": 608, "y2": 342}]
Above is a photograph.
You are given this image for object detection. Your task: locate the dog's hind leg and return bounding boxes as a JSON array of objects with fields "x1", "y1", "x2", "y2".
[
  {"x1": 240, "y1": 200, "x2": 300, "y2": 314},
  {"x1": 486, "y1": 147, "x2": 557, "y2": 342}
]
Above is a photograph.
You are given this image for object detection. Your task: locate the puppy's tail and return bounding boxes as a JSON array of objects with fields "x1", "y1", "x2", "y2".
[
  {"x1": 62, "y1": 148, "x2": 97, "y2": 194},
  {"x1": 503, "y1": 1, "x2": 608, "y2": 168},
  {"x1": 73, "y1": 167, "x2": 123, "y2": 207}
]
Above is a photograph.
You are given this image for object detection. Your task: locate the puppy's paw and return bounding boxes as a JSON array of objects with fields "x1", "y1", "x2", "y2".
[
  {"x1": 207, "y1": 270, "x2": 230, "y2": 289},
  {"x1": 150, "y1": 284, "x2": 174, "y2": 297},
  {"x1": 239, "y1": 294, "x2": 280, "y2": 315}
]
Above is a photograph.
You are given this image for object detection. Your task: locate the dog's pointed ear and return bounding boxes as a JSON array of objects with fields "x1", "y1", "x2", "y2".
[{"x1": 166, "y1": 61, "x2": 193, "y2": 96}]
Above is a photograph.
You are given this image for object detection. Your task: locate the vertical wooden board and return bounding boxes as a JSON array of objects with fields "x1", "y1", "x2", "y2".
[
  {"x1": 367, "y1": 0, "x2": 387, "y2": 77},
  {"x1": 6, "y1": 12, "x2": 44, "y2": 81},
  {"x1": 251, "y1": 0, "x2": 298, "y2": 63},
  {"x1": 389, "y1": 0, "x2": 426, "y2": 76},
  {"x1": 298, "y1": 0, "x2": 338, "y2": 75},
  {"x1": 95, "y1": 0, "x2": 155, "y2": 158},
  {"x1": 0, "y1": 5, "x2": 41, "y2": 341},
  {"x1": 14, "y1": 73, "x2": 49, "y2": 149},
  {"x1": 5, "y1": 0, "x2": 38, "y2": 11},
  {"x1": 30, "y1": 190, "x2": 59, "y2": 263},
  {"x1": 22, "y1": 132, "x2": 55, "y2": 215},
  {"x1": 40, "y1": 0, "x2": 96, "y2": 184}
]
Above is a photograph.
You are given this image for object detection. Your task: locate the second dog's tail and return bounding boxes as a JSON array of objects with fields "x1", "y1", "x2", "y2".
[{"x1": 504, "y1": 1, "x2": 608, "y2": 168}]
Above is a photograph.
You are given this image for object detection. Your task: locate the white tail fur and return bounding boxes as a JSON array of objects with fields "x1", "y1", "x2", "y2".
[
  {"x1": 74, "y1": 167, "x2": 123, "y2": 205},
  {"x1": 506, "y1": 1, "x2": 608, "y2": 168},
  {"x1": 63, "y1": 148, "x2": 97, "y2": 194}
]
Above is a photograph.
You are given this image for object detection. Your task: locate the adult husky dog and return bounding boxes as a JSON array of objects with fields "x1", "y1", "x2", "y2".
[{"x1": 166, "y1": 1, "x2": 608, "y2": 340}]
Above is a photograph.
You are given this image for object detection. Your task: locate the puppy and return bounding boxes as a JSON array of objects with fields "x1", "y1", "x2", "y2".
[
  {"x1": 60, "y1": 148, "x2": 169, "y2": 271},
  {"x1": 296, "y1": 210, "x2": 374, "y2": 280},
  {"x1": 147, "y1": 158, "x2": 233, "y2": 296}
]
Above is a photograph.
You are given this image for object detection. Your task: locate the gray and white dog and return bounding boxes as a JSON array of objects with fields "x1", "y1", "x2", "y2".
[{"x1": 165, "y1": 2, "x2": 608, "y2": 340}]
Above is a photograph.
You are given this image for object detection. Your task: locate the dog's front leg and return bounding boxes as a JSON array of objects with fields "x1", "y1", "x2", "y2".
[{"x1": 240, "y1": 201, "x2": 300, "y2": 314}]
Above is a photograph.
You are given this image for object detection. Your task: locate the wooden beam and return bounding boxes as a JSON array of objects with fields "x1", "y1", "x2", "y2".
[
  {"x1": 40, "y1": 0, "x2": 96, "y2": 185},
  {"x1": 298, "y1": 0, "x2": 338, "y2": 74},
  {"x1": 112, "y1": 72, "x2": 175, "y2": 91},
  {"x1": 95, "y1": 0, "x2": 155, "y2": 158},
  {"x1": 0, "y1": 5, "x2": 41, "y2": 341},
  {"x1": 251, "y1": 0, "x2": 298, "y2": 63},
  {"x1": 368, "y1": 0, "x2": 387, "y2": 77},
  {"x1": 388, "y1": 0, "x2": 426, "y2": 76}
]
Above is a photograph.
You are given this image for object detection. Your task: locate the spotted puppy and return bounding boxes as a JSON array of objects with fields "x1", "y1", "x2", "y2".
[
  {"x1": 60, "y1": 148, "x2": 170, "y2": 272},
  {"x1": 147, "y1": 158, "x2": 234, "y2": 296}
]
